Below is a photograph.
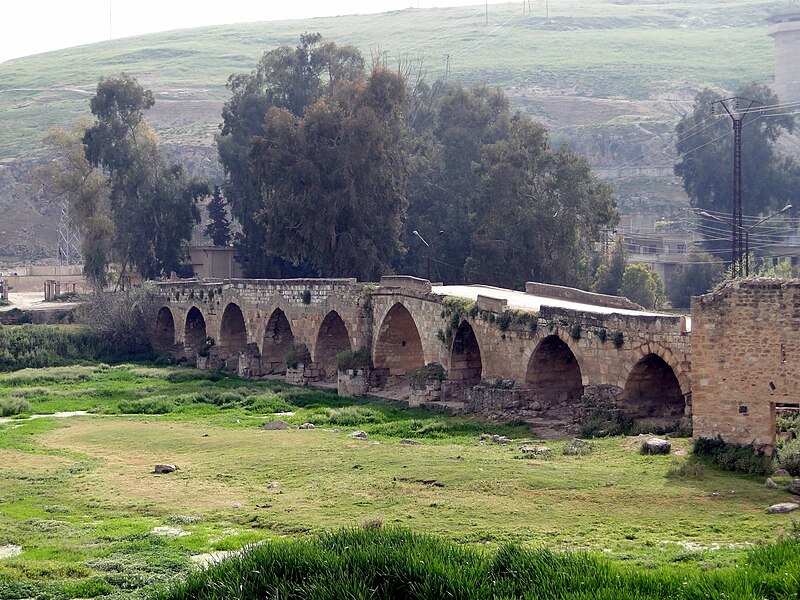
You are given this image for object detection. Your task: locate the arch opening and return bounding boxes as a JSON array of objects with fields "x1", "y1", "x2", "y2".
[
  {"x1": 219, "y1": 303, "x2": 248, "y2": 371},
  {"x1": 622, "y1": 353, "x2": 685, "y2": 425},
  {"x1": 184, "y1": 307, "x2": 207, "y2": 358},
  {"x1": 525, "y1": 335, "x2": 583, "y2": 415},
  {"x1": 374, "y1": 303, "x2": 425, "y2": 378},
  {"x1": 450, "y1": 320, "x2": 482, "y2": 385},
  {"x1": 314, "y1": 310, "x2": 352, "y2": 379},
  {"x1": 153, "y1": 307, "x2": 175, "y2": 352},
  {"x1": 262, "y1": 309, "x2": 295, "y2": 375}
]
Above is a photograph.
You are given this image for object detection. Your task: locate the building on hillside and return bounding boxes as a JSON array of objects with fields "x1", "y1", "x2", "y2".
[{"x1": 768, "y1": 9, "x2": 800, "y2": 105}]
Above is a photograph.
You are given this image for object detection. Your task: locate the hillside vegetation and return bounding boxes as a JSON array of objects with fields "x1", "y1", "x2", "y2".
[{"x1": 0, "y1": 0, "x2": 783, "y2": 162}]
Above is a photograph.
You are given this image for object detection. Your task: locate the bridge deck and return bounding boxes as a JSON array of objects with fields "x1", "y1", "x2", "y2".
[{"x1": 433, "y1": 285, "x2": 676, "y2": 320}]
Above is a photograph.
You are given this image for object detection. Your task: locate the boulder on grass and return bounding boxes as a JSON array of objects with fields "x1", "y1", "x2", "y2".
[
  {"x1": 298, "y1": 422, "x2": 315, "y2": 430},
  {"x1": 641, "y1": 438, "x2": 671, "y2": 455},
  {"x1": 788, "y1": 479, "x2": 800, "y2": 496},
  {"x1": 154, "y1": 464, "x2": 177, "y2": 474},
  {"x1": 263, "y1": 421, "x2": 288, "y2": 430},
  {"x1": 767, "y1": 502, "x2": 799, "y2": 514},
  {"x1": 350, "y1": 430, "x2": 368, "y2": 440}
]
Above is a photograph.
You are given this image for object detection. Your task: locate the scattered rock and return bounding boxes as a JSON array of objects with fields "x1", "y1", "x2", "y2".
[
  {"x1": 298, "y1": 422, "x2": 315, "y2": 429},
  {"x1": 0, "y1": 545, "x2": 22, "y2": 559},
  {"x1": 490, "y1": 434, "x2": 511, "y2": 445},
  {"x1": 350, "y1": 430, "x2": 368, "y2": 439},
  {"x1": 191, "y1": 550, "x2": 237, "y2": 569},
  {"x1": 330, "y1": 429, "x2": 341, "y2": 434},
  {"x1": 419, "y1": 479, "x2": 445, "y2": 487},
  {"x1": 255, "y1": 503, "x2": 273, "y2": 509},
  {"x1": 774, "y1": 469, "x2": 791, "y2": 477},
  {"x1": 154, "y1": 464, "x2": 177, "y2": 474},
  {"x1": 641, "y1": 438, "x2": 671, "y2": 455},
  {"x1": 767, "y1": 502, "x2": 799, "y2": 514},
  {"x1": 263, "y1": 420, "x2": 288, "y2": 430},
  {"x1": 231, "y1": 503, "x2": 242, "y2": 509},
  {"x1": 399, "y1": 439, "x2": 422, "y2": 445},
  {"x1": 151, "y1": 526, "x2": 190, "y2": 537},
  {"x1": 788, "y1": 479, "x2": 800, "y2": 495},
  {"x1": 266, "y1": 482, "x2": 280, "y2": 489},
  {"x1": 520, "y1": 445, "x2": 551, "y2": 458},
  {"x1": 765, "y1": 478, "x2": 779, "y2": 489}
]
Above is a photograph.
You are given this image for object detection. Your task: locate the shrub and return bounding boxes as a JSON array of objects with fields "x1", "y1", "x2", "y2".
[
  {"x1": 596, "y1": 328, "x2": 607, "y2": 343},
  {"x1": 496, "y1": 312, "x2": 512, "y2": 332},
  {"x1": 410, "y1": 363, "x2": 445, "y2": 383},
  {"x1": 777, "y1": 439, "x2": 800, "y2": 476},
  {"x1": 569, "y1": 323, "x2": 582, "y2": 341},
  {"x1": 666, "y1": 459, "x2": 705, "y2": 479},
  {"x1": 301, "y1": 290, "x2": 312, "y2": 304},
  {"x1": 336, "y1": 347, "x2": 372, "y2": 372},
  {"x1": 612, "y1": 331, "x2": 624, "y2": 348},
  {"x1": 0, "y1": 325, "x2": 115, "y2": 371},
  {"x1": 77, "y1": 287, "x2": 157, "y2": 355},
  {"x1": 562, "y1": 438, "x2": 593, "y2": 456},
  {"x1": 284, "y1": 343, "x2": 311, "y2": 369},
  {"x1": 326, "y1": 406, "x2": 384, "y2": 426},
  {"x1": 0, "y1": 397, "x2": 32, "y2": 417},
  {"x1": 117, "y1": 398, "x2": 174, "y2": 414},
  {"x1": 579, "y1": 409, "x2": 632, "y2": 438},
  {"x1": 693, "y1": 436, "x2": 774, "y2": 476}
]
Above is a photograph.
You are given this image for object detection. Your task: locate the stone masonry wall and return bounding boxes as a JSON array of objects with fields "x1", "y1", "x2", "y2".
[
  {"x1": 155, "y1": 278, "x2": 692, "y2": 424},
  {"x1": 691, "y1": 279, "x2": 800, "y2": 451}
]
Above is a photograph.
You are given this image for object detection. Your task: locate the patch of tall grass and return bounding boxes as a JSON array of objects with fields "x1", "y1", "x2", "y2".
[
  {"x1": 0, "y1": 397, "x2": 32, "y2": 416},
  {"x1": 0, "y1": 324, "x2": 152, "y2": 372},
  {"x1": 155, "y1": 526, "x2": 800, "y2": 600}
]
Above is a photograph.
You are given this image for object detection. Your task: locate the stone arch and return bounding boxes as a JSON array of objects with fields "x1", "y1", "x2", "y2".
[
  {"x1": 525, "y1": 334, "x2": 584, "y2": 414},
  {"x1": 314, "y1": 310, "x2": 352, "y2": 379},
  {"x1": 219, "y1": 302, "x2": 248, "y2": 370},
  {"x1": 450, "y1": 319, "x2": 482, "y2": 385},
  {"x1": 153, "y1": 307, "x2": 175, "y2": 352},
  {"x1": 184, "y1": 306, "x2": 207, "y2": 358},
  {"x1": 261, "y1": 308, "x2": 295, "y2": 375},
  {"x1": 621, "y1": 353, "x2": 686, "y2": 424},
  {"x1": 374, "y1": 302, "x2": 425, "y2": 377}
]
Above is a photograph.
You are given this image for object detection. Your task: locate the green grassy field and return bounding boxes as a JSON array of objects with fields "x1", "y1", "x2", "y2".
[
  {"x1": 0, "y1": 364, "x2": 798, "y2": 598},
  {"x1": 0, "y1": 0, "x2": 783, "y2": 161}
]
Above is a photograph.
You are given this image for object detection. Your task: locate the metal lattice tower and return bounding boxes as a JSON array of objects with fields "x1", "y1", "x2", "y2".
[
  {"x1": 712, "y1": 97, "x2": 762, "y2": 276},
  {"x1": 57, "y1": 198, "x2": 82, "y2": 265}
]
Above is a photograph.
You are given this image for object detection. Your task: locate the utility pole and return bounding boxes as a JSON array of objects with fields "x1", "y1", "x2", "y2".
[
  {"x1": 412, "y1": 230, "x2": 431, "y2": 281},
  {"x1": 486, "y1": 1, "x2": 489, "y2": 25},
  {"x1": 712, "y1": 96, "x2": 762, "y2": 275},
  {"x1": 443, "y1": 53, "x2": 451, "y2": 79}
]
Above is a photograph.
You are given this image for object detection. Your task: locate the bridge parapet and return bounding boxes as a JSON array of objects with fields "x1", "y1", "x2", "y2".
[{"x1": 526, "y1": 281, "x2": 644, "y2": 311}]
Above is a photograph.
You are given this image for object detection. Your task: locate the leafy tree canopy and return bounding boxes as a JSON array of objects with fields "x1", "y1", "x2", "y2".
[
  {"x1": 81, "y1": 74, "x2": 206, "y2": 281},
  {"x1": 667, "y1": 251, "x2": 724, "y2": 308},
  {"x1": 619, "y1": 264, "x2": 665, "y2": 310}
]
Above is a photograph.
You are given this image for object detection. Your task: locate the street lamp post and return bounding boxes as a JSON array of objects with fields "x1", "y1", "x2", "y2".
[
  {"x1": 412, "y1": 230, "x2": 431, "y2": 281},
  {"x1": 699, "y1": 204, "x2": 792, "y2": 276}
]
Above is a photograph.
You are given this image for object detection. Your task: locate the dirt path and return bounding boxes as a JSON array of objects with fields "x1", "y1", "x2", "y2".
[{"x1": 0, "y1": 292, "x2": 79, "y2": 312}]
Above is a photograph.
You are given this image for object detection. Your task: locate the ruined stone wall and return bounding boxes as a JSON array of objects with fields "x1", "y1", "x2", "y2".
[{"x1": 691, "y1": 280, "x2": 800, "y2": 451}]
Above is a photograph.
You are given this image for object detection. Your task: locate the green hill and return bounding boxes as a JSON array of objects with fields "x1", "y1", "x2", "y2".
[{"x1": 0, "y1": 0, "x2": 784, "y2": 162}]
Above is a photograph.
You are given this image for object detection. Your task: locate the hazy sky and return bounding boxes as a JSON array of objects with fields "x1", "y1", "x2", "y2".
[{"x1": 1, "y1": 0, "x2": 512, "y2": 63}]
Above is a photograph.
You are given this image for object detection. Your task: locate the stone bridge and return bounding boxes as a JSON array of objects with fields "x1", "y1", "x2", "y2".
[{"x1": 152, "y1": 276, "x2": 692, "y2": 433}]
